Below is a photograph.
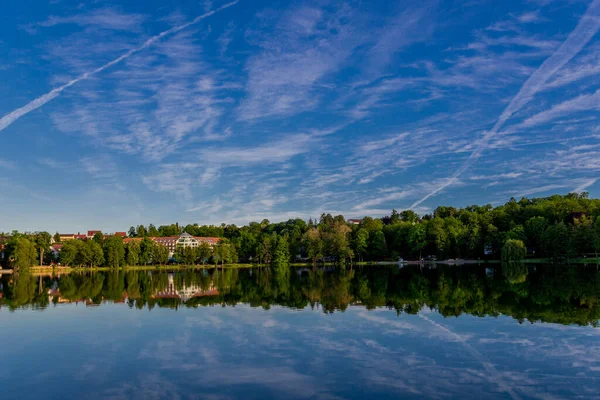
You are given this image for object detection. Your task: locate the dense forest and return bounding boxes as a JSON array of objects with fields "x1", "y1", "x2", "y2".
[
  {"x1": 2, "y1": 265, "x2": 599, "y2": 326},
  {"x1": 2, "y1": 193, "x2": 600, "y2": 269}
]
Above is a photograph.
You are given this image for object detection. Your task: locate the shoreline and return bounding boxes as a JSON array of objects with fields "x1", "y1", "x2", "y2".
[{"x1": 3, "y1": 257, "x2": 598, "y2": 275}]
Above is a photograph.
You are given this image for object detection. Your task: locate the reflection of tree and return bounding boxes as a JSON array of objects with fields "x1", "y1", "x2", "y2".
[
  {"x1": 2, "y1": 265, "x2": 600, "y2": 326},
  {"x1": 273, "y1": 262, "x2": 290, "y2": 298},
  {"x1": 502, "y1": 262, "x2": 528, "y2": 284}
]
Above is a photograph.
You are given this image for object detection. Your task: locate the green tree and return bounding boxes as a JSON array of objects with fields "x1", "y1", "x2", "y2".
[
  {"x1": 125, "y1": 241, "x2": 141, "y2": 266},
  {"x1": 140, "y1": 237, "x2": 155, "y2": 265},
  {"x1": 11, "y1": 237, "x2": 37, "y2": 271},
  {"x1": 400, "y1": 210, "x2": 419, "y2": 223},
  {"x1": 197, "y1": 242, "x2": 212, "y2": 264},
  {"x1": 304, "y1": 228, "x2": 323, "y2": 266},
  {"x1": 502, "y1": 239, "x2": 526, "y2": 262},
  {"x1": 359, "y1": 217, "x2": 384, "y2": 234},
  {"x1": 593, "y1": 217, "x2": 600, "y2": 258},
  {"x1": 53, "y1": 232, "x2": 61, "y2": 244},
  {"x1": 273, "y1": 235, "x2": 291, "y2": 264},
  {"x1": 573, "y1": 215, "x2": 594, "y2": 256},
  {"x1": 329, "y1": 223, "x2": 352, "y2": 263},
  {"x1": 59, "y1": 241, "x2": 79, "y2": 266},
  {"x1": 525, "y1": 216, "x2": 548, "y2": 255},
  {"x1": 542, "y1": 222, "x2": 571, "y2": 260},
  {"x1": 407, "y1": 224, "x2": 426, "y2": 260},
  {"x1": 34, "y1": 232, "x2": 52, "y2": 266},
  {"x1": 352, "y1": 229, "x2": 369, "y2": 262},
  {"x1": 86, "y1": 240, "x2": 104, "y2": 267},
  {"x1": 137, "y1": 225, "x2": 147, "y2": 237},
  {"x1": 92, "y1": 232, "x2": 104, "y2": 245},
  {"x1": 369, "y1": 230, "x2": 388, "y2": 260},
  {"x1": 103, "y1": 236, "x2": 125, "y2": 268},
  {"x1": 176, "y1": 246, "x2": 197, "y2": 265},
  {"x1": 257, "y1": 236, "x2": 273, "y2": 265},
  {"x1": 389, "y1": 209, "x2": 400, "y2": 225},
  {"x1": 225, "y1": 243, "x2": 238, "y2": 264},
  {"x1": 213, "y1": 242, "x2": 228, "y2": 266},
  {"x1": 148, "y1": 224, "x2": 160, "y2": 237},
  {"x1": 427, "y1": 218, "x2": 448, "y2": 258},
  {"x1": 154, "y1": 244, "x2": 170, "y2": 265}
]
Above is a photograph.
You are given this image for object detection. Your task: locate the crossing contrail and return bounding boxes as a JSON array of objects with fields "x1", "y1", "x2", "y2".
[
  {"x1": 418, "y1": 314, "x2": 521, "y2": 400},
  {"x1": 0, "y1": 1, "x2": 239, "y2": 133},
  {"x1": 410, "y1": 0, "x2": 600, "y2": 209}
]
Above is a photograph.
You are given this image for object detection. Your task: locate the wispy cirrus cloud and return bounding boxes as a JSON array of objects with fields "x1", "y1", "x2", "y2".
[
  {"x1": 24, "y1": 8, "x2": 146, "y2": 33},
  {"x1": 0, "y1": 1, "x2": 239, "y2": 135},
  {"x1": 410, "y1": 0, "x2": 600, "y2": 209},
  {"x1": 522, "y1": 89, "x2": 600, "y2": 127},
  {"x1": 237, "y1": 5, "x2": 361, "y2": 121},
  {"x1": 0, "y1": 159, "x2": 16, "y2": 170},
  {"x1": 197, "y1": 134, "x2": 314, "y2": 165},
  {"x1": 52, "y1": 28, "x2": 240, "y2": 161}
]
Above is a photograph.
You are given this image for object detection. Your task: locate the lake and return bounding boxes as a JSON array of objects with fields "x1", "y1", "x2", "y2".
[{"x1": 1, "y1": 264, "x2": 599, "y2": 399}]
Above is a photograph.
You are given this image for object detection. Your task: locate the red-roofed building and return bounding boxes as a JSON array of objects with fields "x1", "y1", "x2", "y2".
[
  {"x1": 149, "y1": 233, "x2": 222, "y2": 257},
  {"x1": 58, "y1": 233, "x2": 76, "y2": 241},
  {"x1": 87, "y1": 230, "x2": 101, "y2": 238},
  {"x1": 114, "y1": 232, "x2": 127, "y2": 237},
  {"x1": 122, "y1": 234, "x2": 221, "y2": 257},
  {"x1": 123, "y1": 238, "x2": 142, "y2": 244}
]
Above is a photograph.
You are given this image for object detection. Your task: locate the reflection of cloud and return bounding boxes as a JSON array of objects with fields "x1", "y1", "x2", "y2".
[
  {"x1": 418, "y1": 314, "x2": 522, "y2": 400},
  {"x1": 15, "y1": 303, "x2": 600, "y2": 399},
  {"x1": 101, "y1": 373, "x2": 184, "y2": 400},
  {"x1": 479, "y1": 338, "x2": 535, "y2": 346}
]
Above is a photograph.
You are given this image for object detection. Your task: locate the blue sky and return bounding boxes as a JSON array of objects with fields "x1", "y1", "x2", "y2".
[{"x1": 1, "y1": 0, "x2": 600, "y2": 232}]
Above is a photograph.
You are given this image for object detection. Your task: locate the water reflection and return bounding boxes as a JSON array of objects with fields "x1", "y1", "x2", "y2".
[{"x1": 2, "y1": 264, "x2": 599, "y2": 326}]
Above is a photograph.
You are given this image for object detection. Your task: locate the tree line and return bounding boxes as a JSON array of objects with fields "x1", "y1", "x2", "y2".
[
  {"x1": 0, "y1": 232, "x2": 241, "y2": 270},
  {"x1": 125, "y1": 192, "x2": 600, "y2": 263},
  {"x1": 3, "y1": 193, "x2": 600, "y2": 269}
]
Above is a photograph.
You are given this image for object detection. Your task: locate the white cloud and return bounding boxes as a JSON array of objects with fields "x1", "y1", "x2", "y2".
[
  {"x1": 28, "y1": 8, "x2": 146, "y2": 32},
  {"x1": 197, "y1": 134, "x2": 314, "y2": 165},
  {"x1": 522, "y1": 89, "x2": 600, "y2": 127},
  {"x1": 237, "y1": 5, "x2": 361, "y2": 121},
  {"x1": 411, "y1": 0, "x2": 600, "y2": 208}
]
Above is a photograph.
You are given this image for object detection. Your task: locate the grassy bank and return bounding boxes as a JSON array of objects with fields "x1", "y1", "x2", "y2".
[{"x1": 16, "y1": 257, "x2": 600, "y2": 275}]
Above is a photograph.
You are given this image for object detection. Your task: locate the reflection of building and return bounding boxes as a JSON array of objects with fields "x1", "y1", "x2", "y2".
[
  {"x1": 47, "y1": 287, "x2": 83, "y2": 304},
  {"x1": 152, "y1": 273, "x2": 219, "y2": 302}
]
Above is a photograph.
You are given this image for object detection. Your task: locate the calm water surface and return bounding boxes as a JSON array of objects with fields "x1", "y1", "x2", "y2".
[{"x1": 1, "y1": 265, "x2": 599, "y2": 399}]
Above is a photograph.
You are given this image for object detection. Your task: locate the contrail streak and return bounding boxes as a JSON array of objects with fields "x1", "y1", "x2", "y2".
[
  {"x1": 410, "y1": 0, "x2": 600, "y2": 209},
  {"x1": 418, "y1": 314, "x2": 521, "y2": 400},
  {"x1": 0, "y1": 1, "x2": 239, "y2": 133}
]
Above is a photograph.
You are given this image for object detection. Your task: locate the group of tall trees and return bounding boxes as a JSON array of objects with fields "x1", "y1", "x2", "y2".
[
  {"x1": 56, "y1": 236, "x2": 238, "y2": 268},
  {"x1": 133, "y1": 193, "x2": 600, "y2": 264},
  {"x1": 4, "y1": 193, "x2": 600, "y2": 269},
  {"x1": 202, "y1": 192, "x2": 600, "y2": 263},
  {"x1": 0, "y1": 232, "x2": 52, "y2": 271}
]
